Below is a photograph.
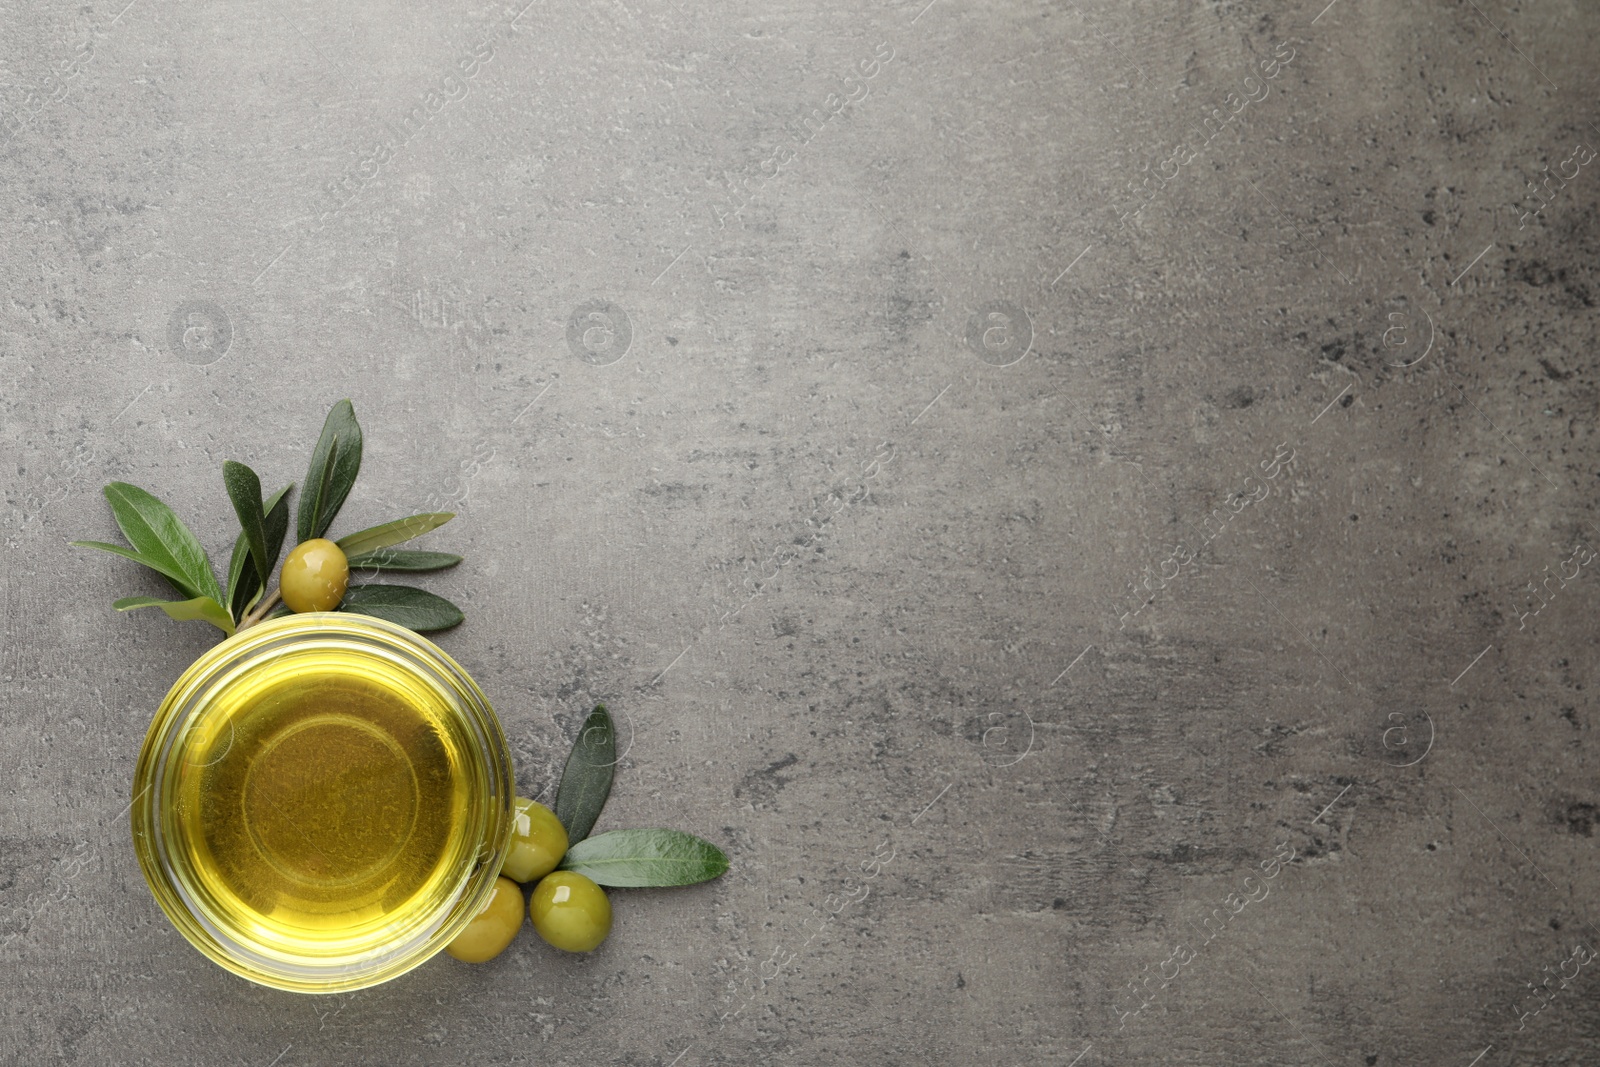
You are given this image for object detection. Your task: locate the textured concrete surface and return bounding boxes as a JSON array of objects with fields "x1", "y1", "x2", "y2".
[{"x1": 3, "y1": 0, "x2": 1599, "y2": 1063}]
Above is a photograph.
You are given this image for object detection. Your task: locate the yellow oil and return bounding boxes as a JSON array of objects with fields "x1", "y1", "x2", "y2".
[{"x1": 163, "y1": 645, "x2": 480, "y2": 957}]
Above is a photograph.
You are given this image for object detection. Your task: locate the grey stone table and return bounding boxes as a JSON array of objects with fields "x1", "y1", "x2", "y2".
[{"x1": 3, "y1": 0, "x2": 1597, "y2": 1064}]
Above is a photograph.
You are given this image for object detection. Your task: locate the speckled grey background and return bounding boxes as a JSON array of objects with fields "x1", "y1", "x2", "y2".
[{"x1": 3, "y1": 0, "x2": 1599, "y2": 1064}]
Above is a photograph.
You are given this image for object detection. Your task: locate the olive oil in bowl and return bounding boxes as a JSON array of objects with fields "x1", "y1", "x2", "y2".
[{"x1": 132, "y1": 614, "x2": 513, "y2": 993}]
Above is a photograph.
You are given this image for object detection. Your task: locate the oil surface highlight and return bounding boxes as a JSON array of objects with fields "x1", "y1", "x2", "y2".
[{"x1": 166, "y1": 648, "x2": 473, "y2": 954}]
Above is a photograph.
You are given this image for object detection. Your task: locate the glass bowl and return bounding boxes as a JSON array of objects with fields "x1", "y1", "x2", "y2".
[{"x1": 130, "y1": 612, "x2": 514, "y2": 993}]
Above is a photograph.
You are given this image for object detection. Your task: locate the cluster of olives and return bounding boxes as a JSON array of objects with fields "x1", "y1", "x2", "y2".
[{"x1": 446, "y1": 798, "x2": 612, "y2": 963}]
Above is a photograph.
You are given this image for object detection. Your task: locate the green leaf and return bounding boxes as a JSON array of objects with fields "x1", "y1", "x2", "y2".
[
  {"x1": 558, "y1": 829, "x2": 729, "y2": 888},
  {"x1": 304, "y1": 435, "x2": 340, "y2": 544},
  {"x1": 94, "y1": 483, "x2": 222, "y2": 603},
  {"x1": 335, "y1": 513, "x2": 454, "y2": 556},
  {"x1": 298, "y1": 400, "x2": 363, "y2": 543},
  {"x1": 338, "y1": 583, "x2": 464, "y2": 632},
  {"x1": 262, "y1": 480, "x2": 292, "y2": 556},
  {"x1": 225, "y1": 533, "x2": 253, "y2": 618},
  {"x1": 113, "y1": 594, "x2": 235, "y2": 636},
  {"x1": 345, "y1": 549, "x2": 462, "y2": 572},
  {"x1": 554, "y1": 705, "x2": 615, "y2": 844},
  {"x1": 72, "y1": 540, "x2": 182, "y2": 587},
  {"x1": 226, "y1": 483, "x2": 293, "y2": 620},
  {"x1": 222, "y1": 461, "x2": 268, "y2": 587}
]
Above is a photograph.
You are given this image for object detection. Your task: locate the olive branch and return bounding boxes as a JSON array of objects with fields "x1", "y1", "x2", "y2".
[{"x1": 73, "y1": 400, "x2": 467, "y2": 637}]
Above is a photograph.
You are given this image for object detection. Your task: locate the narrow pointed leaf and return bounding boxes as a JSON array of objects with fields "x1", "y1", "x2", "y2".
[
  {"x1": 226, "y1": 483, "x2": 293, "y2": 620},
  {"x1": 558, "y1": 829, "x2": 729, "y2": 887},
  {"x1": 335, "y1": 513, "x2": 454, "y2": 556},
  {"x1": 222, "y1": 460, "x2": 269, "y2": 585},
  {"x1": 345, "y1": 549, "x2": 462, "y2": 572},
  {"x1": 113, "y1": 595, "x2": 235, "y2": 636},
  {"x1": 338, "y1": 583, "x2": 464, "y2": 632},
  {"x1": 225, "y1": 533, "x2": 253, "y2": 618},
  {"x1": 71, "y1": 540, "x2": 193, "y2": 594},
  {"x1": 259, "y1": 482, "x2": 293, "y2": 578},
  {"x1": 99, "y1": 483, "x2": 222, "y2": 603},
  {"x1": 298, "y1": 400, "x2": 363, "y2": 542},
  {"x1": 304, "y1": 435, "x2": 340, "y2": 545},
  {"x1": 554, "y1": 705, "x2": 615, "y2": 843}
]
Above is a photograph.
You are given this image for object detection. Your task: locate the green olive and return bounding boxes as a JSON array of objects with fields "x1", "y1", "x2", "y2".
[
  {"x1": 501, "y1": 798, "x2": 569, "y2": 883},
  {"x1": 529, "y1": 871, "x2": 611, "y2": 952},
  {"x1": 280, "y1": 538, "x2": 349, "y2": 613},
  {"x1": 445, "y1": 876, "x2": 524, "y2": 963}
]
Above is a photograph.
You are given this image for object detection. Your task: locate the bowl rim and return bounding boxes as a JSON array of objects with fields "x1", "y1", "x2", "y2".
[{"x1": 130, "y1": 612, "x2": 514, "y2": 994}]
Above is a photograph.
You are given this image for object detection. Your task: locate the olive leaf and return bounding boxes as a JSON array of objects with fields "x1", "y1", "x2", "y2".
[
  {"x1": 303, "y1": 436, "x2": 341, "y2": 544},
  {"x1": 73, "y1": 482, "x2": 221, "y2": 604},
  {"x1": 222, "y1": 461, "x2": 269, "y2": 583},
  {"x1": 335, "y1": 513, "x2": 454, "y2": 556},
  {"x1": 225, "y1": 536, "x2": 252, "y2": 618},
  {"x1": 554, "y1": 705, "x2": 615, "y2": 844},
  {"x1": 226, "y1": 483, "x2": 292, "y2": 619},
  {"x1": 558, "y1": 829, "x2": 729, "y2": 887},
  {"x1": 297, "y1": 399, "x2": 363, "y2": 543},
  {"x1": 260, "y1": 484, "x2": 292, "y2": 578},
  {"x1": 344, "y1": 549, "x2": 462, "y2": 572},
  {"x1": 74, "y1": 539, "x2": 186, "y2": 586},
  {"x1": 338, "y1": 583, "x2": 464, "y2": 632},
  {"x1": 114, "y1": 594, "x2": 235, "y2": 636}
]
